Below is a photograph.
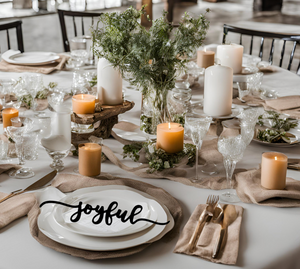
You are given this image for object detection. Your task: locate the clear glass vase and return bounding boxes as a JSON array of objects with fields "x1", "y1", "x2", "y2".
[{"x1": 140, "y1": 87, "x2": 169, "y2": 135}]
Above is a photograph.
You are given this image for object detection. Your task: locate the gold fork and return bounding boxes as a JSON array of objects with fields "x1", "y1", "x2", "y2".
[{"x1": 188, "y1": 194, "x2": 219, "y2": 253}]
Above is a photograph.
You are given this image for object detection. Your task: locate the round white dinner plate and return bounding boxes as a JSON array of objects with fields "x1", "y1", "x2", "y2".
[
  {"x1": 38, "y1": 186, "x2": 174, "y2": 251},
  {"x1": 252, "y1": 136, "x2": 300, "y2": 147},
  {"x1": 53, "y1": 189, "x2": 159, "y2": 237},
  {"x1": 112, "y1": 126, "x2": 156, "y2": 142},
  {"x1": 3, "y1": 51, "x2": 60, "y2": 65}
]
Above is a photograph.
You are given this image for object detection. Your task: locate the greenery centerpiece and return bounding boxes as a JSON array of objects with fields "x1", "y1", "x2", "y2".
[{"x1": 92, "y1": 7, "x2": 209, "y2": 134}]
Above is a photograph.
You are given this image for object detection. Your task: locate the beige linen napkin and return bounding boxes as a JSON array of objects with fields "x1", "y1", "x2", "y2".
[
  {"x1": 174, "y1": 204, "x2": 244, "y2": 265},
  {"x1": 0, "y1": 163, "x2": 20, "y2": 175},
  {"x1": 0, "y1": 54, "x2": 69, "y2": 74},
  {"x1": 235, "y1": 169, "x2": 300, "y2": 207},
  {"x1": 288, "y1": 158, "x2": 300, "y2": 170},
  {"x1": 233, "y1": 95, "x2": 300, "y2": 119},
  {"x1": 0, "y1": 173, "x2": 183, "y2": 259}
]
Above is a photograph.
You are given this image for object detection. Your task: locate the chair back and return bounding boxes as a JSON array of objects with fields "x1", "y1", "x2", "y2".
[
  {"x1": 222, "y1": 24, "x2": 300, "y2": 73},
  {"x1": 0, "y1": 20, "x2": 24, "y2": 52},
  {"x1": 57, "y1": 9, "x2": 102, "y2": 52}
]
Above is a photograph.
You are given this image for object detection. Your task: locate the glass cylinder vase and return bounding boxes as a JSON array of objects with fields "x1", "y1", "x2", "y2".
[{"x1": 140, "y1": 87, "x2": 169, "y2": 135}]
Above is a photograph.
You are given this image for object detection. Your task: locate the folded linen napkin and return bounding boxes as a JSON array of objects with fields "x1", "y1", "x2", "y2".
[
  {"x1": 233, "y1": 95, "x2": 300, "y2": 119},
  {"x1": 0, "y1": 173, "x2": 183, "y2": 259},
  {"x1": 0, "y1": 163, "x2": 21, "y2": 175},
  {"x1": 174, "y1": 204, "x2": 244, "y2": 265},
  {"x1": 288, "y1": 158, "x2": 300, "y2": 170},
  {"x1": 235, "y1": 169, "x2": 300, "y2": 207},
  {"x1": 0, "y1": 54, "x2": 70, "y2": 74}
]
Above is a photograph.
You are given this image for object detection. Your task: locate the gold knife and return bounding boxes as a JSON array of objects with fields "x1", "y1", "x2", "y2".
[{"x1": 0, "y1": 170, "x2": 57, "y2": 203}]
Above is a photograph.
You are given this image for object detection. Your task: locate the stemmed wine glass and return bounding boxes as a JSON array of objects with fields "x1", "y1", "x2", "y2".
[
  {"x1": 23, "y1": 74, "x2": 43, "y2": 114},
  {"x1": 185, "y1": 113, "x2": 212, "y2": 183},
  {"x1": 217, "y1": 134, "x2": 246, "y2": 203},
  {"x1": 6, "y1": 117, "x2": 35, "y2": 178}
]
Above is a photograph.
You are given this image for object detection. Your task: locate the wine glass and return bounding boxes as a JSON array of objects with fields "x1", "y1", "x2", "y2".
[
  {"x1": 0, "y1": 78, "x2": 16, "y2": 108},
  {"x1": 240, "y1": 121, "x2": 255, "y2": 146},
  {"x1": 217, "y1": 134, "x2": 246, "y2": 203},
  {"x1": 23, "y1": 74, "x2": 43, "y2": 114},
  {"x1": 185, "y1": 113, "x2": 212, "y2": 183},
  {"x1": 6, "y1": 124, "x2": 35, "y2": 178}
]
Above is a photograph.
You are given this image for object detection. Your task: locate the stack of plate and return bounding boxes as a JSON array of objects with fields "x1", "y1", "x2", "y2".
[{"x1": 37, "y1": 185, "x2": 174, "y2": 251}]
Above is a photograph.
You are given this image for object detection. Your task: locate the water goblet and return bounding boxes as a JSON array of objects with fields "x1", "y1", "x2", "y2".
[
  {"x1": 236, "y1": 81, "x2": 251, "y2": 102},
  {"x1": 6, "y1": 126, "x2": 35, "y2": 178},
  {"x1": 185, "y1": 113, "x2": 212, "y2": 183},
  {"x1": 217, "y1": 134, "x2": 246, "y2": 203},
  {"x1": 41, "y1": 135, "x2": 71, "y2": 171},
  {"x1": 71, "y1": 50, "x2": 88, "y2": 71},
  {"x1": 23, "y1": 74, "x2": 43, "y2": 114},
  {"x1": 0, "y1": 78, "x2": 17, "y2": 108}
]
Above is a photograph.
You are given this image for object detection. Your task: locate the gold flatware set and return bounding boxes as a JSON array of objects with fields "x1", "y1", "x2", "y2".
[{"x1": 188, "y1": 194, "x2": 237, "y2": 259}]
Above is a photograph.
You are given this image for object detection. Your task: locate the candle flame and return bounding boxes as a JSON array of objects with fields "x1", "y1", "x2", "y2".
[
  {"x1": 275, "y1": 156, "x2": 277, "y2": 161},
  {"x1": 169, "y1": 122, "x2": 171, "y2": 130}
]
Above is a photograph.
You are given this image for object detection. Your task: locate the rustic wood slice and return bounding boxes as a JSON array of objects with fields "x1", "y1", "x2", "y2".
[{"x1": 71, "y1": 100, "x2": 135, "y2": 125}]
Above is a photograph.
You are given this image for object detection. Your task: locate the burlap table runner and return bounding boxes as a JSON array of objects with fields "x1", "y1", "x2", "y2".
[
  {"x1": 0, "y1": 172, "x2": 183, "y2": 259},
  {"x1": 174, "y1": 204, "x2": 244, "y2": 265},
  {"x1": 233, "y1": 95, "x2": 300, "y2": 119},
  {"x1": 0, "y1": 54, "x2": 70, "y2": 74},
  {"x1": 235, "y1": 169, "x2": 300, "y2": 207},
  {"x1": 288, "y1": 158, "x2": 300, "y2": 171},
  {"x1": 108, "y1": 123, "x2": 244, "y2": 190}
]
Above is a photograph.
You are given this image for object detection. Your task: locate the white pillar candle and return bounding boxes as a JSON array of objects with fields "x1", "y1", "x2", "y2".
[
  {"x1": 217, "y1": 44, "x2": 243, "y2": 74},
  {"x1": 97, "y1": 58, "x2": 123, "y2": 105},
  {"x1": 203, "y1": 65, "x2": 233, "y2": 117},
  {"x1": 261, "y1": 152, "x2": 287, "y2": 190},
  {"x1": 51, "y1": 107, "x2": 71, "y2": 148}
]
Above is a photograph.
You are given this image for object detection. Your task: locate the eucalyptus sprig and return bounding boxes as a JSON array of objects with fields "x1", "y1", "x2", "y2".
[{"x1": 123, "y1": 141, "x2": 196, "y2": 173}]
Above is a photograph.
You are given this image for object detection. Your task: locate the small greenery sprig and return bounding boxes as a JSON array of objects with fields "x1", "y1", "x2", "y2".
[
  {"x1": 258, "y1": 110, "x2": 298, "y2": 131},
  {"x1": 19, "y1": 82, "x2": 57, "y2": 108},
  {"x1": 257, "y1": 111, "x2": 298, "y2": 143},
  {"x1": 123, "y1": 141, "x2": 196, "y2": 173}
]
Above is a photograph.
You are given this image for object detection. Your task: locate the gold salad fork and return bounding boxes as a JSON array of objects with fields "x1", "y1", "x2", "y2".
[{"x1": 188, "y1": 195, "x2": 219, "y2": 252}]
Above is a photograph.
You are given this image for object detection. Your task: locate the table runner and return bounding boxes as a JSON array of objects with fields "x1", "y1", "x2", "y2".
[{"x1": 0, "y1": 172, "x2": 183, "y2": 259}]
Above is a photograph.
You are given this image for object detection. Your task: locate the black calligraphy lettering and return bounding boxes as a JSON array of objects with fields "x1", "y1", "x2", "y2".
[{"x1": 40, "y1": 200, "x2": 170, "y2": 226}]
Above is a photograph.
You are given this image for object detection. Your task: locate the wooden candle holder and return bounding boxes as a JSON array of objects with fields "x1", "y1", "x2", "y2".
[{"x1": 71, "y1": 100, "x2": 135, "y2": 146}]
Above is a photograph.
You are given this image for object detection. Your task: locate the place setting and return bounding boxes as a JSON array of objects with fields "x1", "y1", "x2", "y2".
[{"x1": 1, "y1": 2, "x2": 300, "y2": 268}]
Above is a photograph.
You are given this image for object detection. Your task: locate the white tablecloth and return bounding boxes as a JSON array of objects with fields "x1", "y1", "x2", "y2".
[{"x1": 1, "y1": 67, "x2": 300, "y2": 269}]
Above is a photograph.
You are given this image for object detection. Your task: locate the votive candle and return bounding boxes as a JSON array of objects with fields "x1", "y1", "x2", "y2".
[
  {"x1": 156, "y1": 122, "x2": 184, "y2": 154},
  {"x1": 261, "y1": 152, "x2": 287, "y2": 190},
  {"x1": 79, "y1": 143, "x2": 102, "y2": 177},
  {"x1": 72, "y1": 94, "x2": 96, "y2": 114},
  {"x1": 197, "y1": 50, "x2": 215, "y2": 68},
  {"x1": 2, "y1": 108, "x2": 19, "y2": 129}
]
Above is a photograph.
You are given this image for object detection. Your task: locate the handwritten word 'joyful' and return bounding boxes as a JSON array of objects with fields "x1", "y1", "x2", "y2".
[{"x1": 40, "y1": 200, "x2": 170, "y2": 226}]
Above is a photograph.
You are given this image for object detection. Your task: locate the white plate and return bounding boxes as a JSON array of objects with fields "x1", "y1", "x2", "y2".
[
  {"x1": 112, "y1": 126, "x2": 156, "y2": 142},
  {"x1": 2, "y1": 50, "x2": 60, "y2": 65},
  {"x1": 38, "y1": 186, "x2": 174, "y2": 251},
  {"x1": 53, "y1": 189, "x2": 158, "y2": 237},
  {"x1": 192, "y1": 104, "x2": 242, "y2": 119},
  {"x1": 252, "y1": 137, "x2": 300, "y2": 147}
]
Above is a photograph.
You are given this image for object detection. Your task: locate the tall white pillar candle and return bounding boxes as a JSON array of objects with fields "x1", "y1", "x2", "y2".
[
  {"x1": 51, "y1": 107, "x2": 71, "y2": 148},
  {"x1": 217, "y1": 44, "x2": 243, "y2": 74},
  {"x1": 203, "y1": 65, "x2": 233, "y2": 117},
  {"x1": 97, "y1": 58, "x2": 123, "y2": 105}
]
